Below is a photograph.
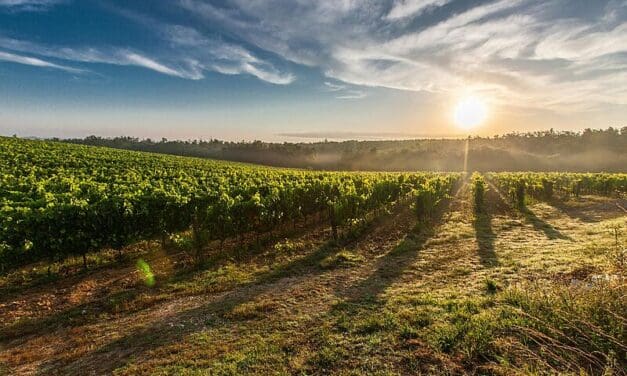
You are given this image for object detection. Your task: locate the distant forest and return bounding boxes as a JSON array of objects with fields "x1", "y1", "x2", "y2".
[{"x1": 59, "y1": 127, "x2": 627, "y2": 172}]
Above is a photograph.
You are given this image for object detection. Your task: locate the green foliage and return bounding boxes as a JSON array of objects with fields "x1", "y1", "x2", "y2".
[
  {"x1": 541, "y1": 178, "x2": 554, "y2": 200},
  {"x1": 319, "y1": 249, "x2": 364, "y2": 269},
  {"x1": 471, "y1": 172, "x2": 487, "y2": 212},
  {"x1": 421, "y1": 280, "x2": 626, "y2": 373},
  {"x1": 413, "y1": 175, "x2": 458, "y2": 221},
  {"x1": 488, "y1": 172, "x2": 627, "y2": 206},
  {"x1": 605, "y1": 223, "x2": 626, "y2": 272},
  {"x1": 65, "y1": 127, "x2": 627, "y2": 172},
  {"x1": 498, "y1": 281, "x2": 626, "y2": 373},
  {"x1": 0, "y1": 137, "x2": 460, "y2": 269},
  {"x1": 514, "y1": 180, "x2": 526, "y2": 208},
  {"x1": 272, "y1": 239, "x2": 303, "y2": 255},
  {"x1": 483, "y1": 278, "x2": 499, "y2": 294},
  {"x1": 170, "y1": 234, "x2": 194, "y2": 252}
]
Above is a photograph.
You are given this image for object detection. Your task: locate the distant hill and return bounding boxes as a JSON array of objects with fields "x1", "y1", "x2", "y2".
[{"x1": 59, "y1": 127, "x2": 627, "y2": 172}]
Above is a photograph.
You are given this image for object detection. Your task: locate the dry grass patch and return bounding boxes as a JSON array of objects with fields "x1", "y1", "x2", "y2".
[{"x1": 224, "y1": 300, "x2": 281, "y2": 320}]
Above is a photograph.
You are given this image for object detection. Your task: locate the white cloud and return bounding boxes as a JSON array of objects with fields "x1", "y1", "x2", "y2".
[
  {"x1": 534, "y1": 22, "x2": 627, "y2": 61},
  {"x1": 0, "y1": 29, "x2": 294, "y2": 85},
  {"x1": 123, "y1": 52, "x2": 202, "y2": 79},
  {"x1": 163, "y1": 25, "x2": 294, "y2": 84},
  {"x1": 324, "y1": 81, "x2": 366, "y2": 99},
  {"x1": 176, "y1": 0, "x2": 627, "y2": 110},
  {"x1": 0, "y1": 37, "x2": 202, "y2": 79},
  {"x1": 385, "y1": 0, "x2": 451, "y2": 20},
  {"x1": 0, "y1": 0, "x2": 64, "y2": 11},
  {"x1": 3, "y1": 0, "x2": 625, "y2": 109},
  {"x1": 336, "y1": 90, "x2": 367, "y2": 100},
  {"x1": 0, "y1": 50, "x2": 83, "y2": 73},
  {"x1": 0, "y1": 18, "x2": 294, "y2": 84},
  {"x1": 324, "y1": 82, "x2": 346, "y2": 91}
]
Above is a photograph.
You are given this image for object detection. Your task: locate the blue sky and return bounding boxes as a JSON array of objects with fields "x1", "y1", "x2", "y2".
[{"x1": 0, "y1": 0, "x2": 625, "y2": 141}]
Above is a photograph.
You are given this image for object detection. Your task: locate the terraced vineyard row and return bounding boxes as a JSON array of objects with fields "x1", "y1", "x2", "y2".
[{"x1": 0, "y1": 137, "x2": 458, "y2": 270}]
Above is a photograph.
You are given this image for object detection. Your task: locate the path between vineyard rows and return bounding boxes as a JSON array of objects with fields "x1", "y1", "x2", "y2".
[{"x1": 1, "y1": 180, "x2": 625, "y2": 375}]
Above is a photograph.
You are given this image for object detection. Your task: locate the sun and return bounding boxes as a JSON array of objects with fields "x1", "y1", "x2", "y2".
[{"x1": 453, "y1": 96, "x2": 488, "y2": 130}]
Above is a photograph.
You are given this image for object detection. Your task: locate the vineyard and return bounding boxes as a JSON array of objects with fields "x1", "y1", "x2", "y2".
[
  {"x1": 487, "y1": 172, "x2": 627, "y2": 208},
  {"x1": 0, "y1": 137, "x2": 625, "y2": 375},
  {"x1": 0, "y1": 137, "x2": 458, "y2": 270}
]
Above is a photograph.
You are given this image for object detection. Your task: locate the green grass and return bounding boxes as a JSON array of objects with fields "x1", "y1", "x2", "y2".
[
  {"x1": 1, "y1": 184, "x2": 625, "y2": 375},
  {"x1": 319, "y1": 249, "x2": 365, "y2": 269}
]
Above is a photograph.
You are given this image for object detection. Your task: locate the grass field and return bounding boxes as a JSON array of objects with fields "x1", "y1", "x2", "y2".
[
  {"x1": 4, "y1": 1, "x2": 627, "y2": 374},
  {"x1": 1, "y1": 177, "x2": 625, "y2": 375}
]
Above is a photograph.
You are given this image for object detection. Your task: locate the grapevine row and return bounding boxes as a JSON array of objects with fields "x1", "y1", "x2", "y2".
[
  {"x1": 486, "y1": 172, "x2": 627, "y2": 207},
  {"x1": 0, "y1": 137, "x2": 458, "y2": 269}
]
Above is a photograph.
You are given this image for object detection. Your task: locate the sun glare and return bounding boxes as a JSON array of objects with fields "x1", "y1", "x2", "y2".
[{"x1": 453, "y1": 96, "x2": 488, "y2": 130}]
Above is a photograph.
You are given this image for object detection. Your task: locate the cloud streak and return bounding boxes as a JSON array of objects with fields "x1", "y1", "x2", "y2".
[
  {"x1": 176, "y1": 0, "x2": 627, "y2": 110},
  {"x1": 0, "y1": 25, "x2": 293, "y2": 84},
  {"x1": 0, "y1": 37, "x2": 202, "y2": 79},
  {"x1": 1, "y1": 0, "x2": 625, "y2": 110},
  {"x1": 0, "y1": 1, "x2": 294, "y2": 85},
  {"x1": 162, "y1": 24, "x2": 294, "y2": 84},
  {"x1": 0, "y1": 50, "x2": 82, "y2": 73},
  {"x1": 324, "y1": 81, "x2": 366, "y2": 99},
  {"x1": 0, "y1": 0, "x2": 64, "y2": 12},
  {"x1": 385, "y1": 0, "x2": 452, "y2": 20},
  {"x1": 124, "y1": 52, "x2": 202, "y2": 79}
]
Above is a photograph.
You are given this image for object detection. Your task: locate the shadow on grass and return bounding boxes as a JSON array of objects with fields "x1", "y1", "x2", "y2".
[
  {"x1": 0, "y1": 217, "x2": 335, "y2": 342},
  {"x1": 546, "y1": 196, "x2": 627, "y2": 223},
  {"x1": 545, "y1": 197, "x2": 597, "y2": 223},
  {"x1": 30, "y1": 207, "x2": 409, "y2": 375},
  {"x1": 0, "y1": 250, "x2": 141, "y2": 304},
  {"x1": 300, "y1": 185, "x2": 460, "y2": 373},
  {"x1": 0, "y1": 232, "x2": 338, "y2": 340},
  {"x1": 473, "y1": 210, "x2": 497, "y2": 267},
  {"x1": 484, "y1": 179, "x2": 572, "y2": 242},
  {"x1": 0, "y1": 289, "x2": 144, "y2": 341},
  {"x1": 337, "y1": 185, "x2": 459, "y2": 304},
  {"x1": 0, "y1": 212, "x2": 328, "y2": 308},
  {"x1": 521, "y1": 206, "x2": 573, "y2": 241}
]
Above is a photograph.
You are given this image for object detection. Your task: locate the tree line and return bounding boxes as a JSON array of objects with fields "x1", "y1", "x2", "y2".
[{"x1": 56, "y1": 127, "x2": 627, "y2": 172}]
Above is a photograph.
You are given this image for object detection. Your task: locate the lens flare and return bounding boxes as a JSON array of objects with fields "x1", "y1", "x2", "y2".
[{"x1": 136, "y1": 258, "x2": 155, "y2": 287}]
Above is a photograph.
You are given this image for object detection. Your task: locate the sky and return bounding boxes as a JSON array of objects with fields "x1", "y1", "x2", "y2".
[{"x1": 0, "y1": 0, "x2": 625, "y2": 141}]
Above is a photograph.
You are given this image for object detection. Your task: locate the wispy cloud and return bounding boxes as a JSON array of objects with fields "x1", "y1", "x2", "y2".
[
  {"x1": 2, "y1": 0, "x2": 625, "y2": 110},
  {"x1": 385, "y1": 0, "x2": 452, "y2": 20},
  {"x1": 162, "y1": 24, "x2": 294, "y2": 84},
  {"x1": 336, "y1": 90, "x2": 367, "y2": 100},
  {"x1": 324, "y1": 81, "x2": 345, "y2": 91},
  {"x1": 0, "y1": 50, "x2": 83, "y2": 73},
  {"x1": 0, "y1": 0, "x2": 64, "y2": 12},
  {"x1": 123, "y1": 52, "x2": 202, "y2": 79},
  {"x1": 85, "y1": 4, "x2": 295, "y2": 84},
  {"x1": 0, "y1": 9, "x2": 294, "y2": 84},
  {"x1": 324, "y1": 81, "x2": 366, "y2": 99},
  {"x1": 176, "y1": 0, "x2": 627, "y2": 110},
  {"x1": 0, "y1": 37, "x2": 202, "y2": 79}
]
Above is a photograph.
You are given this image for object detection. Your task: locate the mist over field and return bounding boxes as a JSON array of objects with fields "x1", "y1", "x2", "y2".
[{"x1": 64, "y1": 127, "x2": 627, "y2": 172}]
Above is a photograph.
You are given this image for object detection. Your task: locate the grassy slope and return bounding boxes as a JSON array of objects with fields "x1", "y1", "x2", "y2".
[{"x1": 0, "y1": 179, "x2": 625, "y2": 375}]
